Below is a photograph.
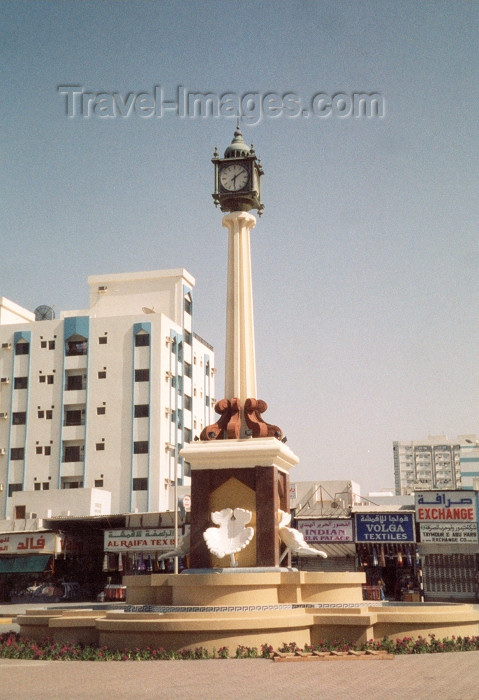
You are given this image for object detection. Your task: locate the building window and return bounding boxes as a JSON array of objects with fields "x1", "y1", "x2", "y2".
[
  {"x1": 96, "y1": 442, "x2": 105, "y2": 451},
  {"x1": 65, "y1": 410, "x2": 83, "y2": 426},
  {"x1": 10, "y1": 448, "x2": 24, "y2": 460},
  {"x1": 184, "y1": 428, "x2": 192, "y2": 443},
  {"x1": 97, "y1": 406, "x2": 106, "y2": 415},
  {"x1": 184, "y1": 394, "x2": 192, "y2": 411},
  {"x1": 36, "y1": 446, "x2": 42, "y2": 455},
  {"x1": 133, "y1": 478, "x2": 148, "y2": 491},
  {"x1": 184, "y1": 330, "x2": 192, "y2": 346},
  {"x1": 134, "y1": 404, "x2": 149, "y2": 418},
  {"x1": 98, "y1": 336, "x2": 107, "y2": 344},
  {"x1": 63, "y1": 445, "x2": 81, "y2": 462},
  {"x1": 34, "y1": 482, "x2": 41, "y2": 491},
  {"x1": 12, "y1": 412, "x2": 26, "y2": 425},
  {"x1": 15, "y1": 342, "x2": 29, "y2": 355},
  {"x1": 40, "y1": 341, "x2": 47, "y2": 349},
  {"x1": 44, "y1": 446, "x2": 51, "y2": 456},
  {"x1": 133, "y1": 441, "x2": 148, "y2": 454},
  {"x1": 95, "y1": 479, "x2": 104, "y2": 488},
  {"x1": 184, "y1": 362, "x2": 192, "y2": 378},
  {"x1": 66, "y1": 374, "x2": 84, "y2": 390},
  {"x1": 39, "y1": 375, "x2": 46, "y2": 383},
  {"x1": 65, "y1": 338, "x2": 88, "y2": 356},
  {"x1": 14, "y1": 377, "x2": 28, "y2": 390},
  {"x1": 135, "y1": 369, "x2": 149, "y2": 382},
  {"x1": 8, "y1": 485, "x2": 22, "y2": 498},
  {"x1": 61, "y1": 480, "x2": 82, "y2": 489},
  {"x1": 42, "y1": 482, "x2": 49, "y2": 490},
  {"x1": 46, "y1": 410, "x2": 53, "y2": 420},
  {"x1": 38, "y1": 410, "x2": 44, "y2": 419},
  {"x1": 135, "y1": 333, "x2": 150, "y2": 347},
  {"x1": 98, "y1": 371, "x2": 107, "y2": 379},
  {"x1": 47, "y1": 374, "x2": 54, "y2": 384},
  {"x1": 184, "y1": 295, "x2": 192, "y2": 314},
  {"x1": 49, "y1": 340, "x2": 55, "y2": 350}
]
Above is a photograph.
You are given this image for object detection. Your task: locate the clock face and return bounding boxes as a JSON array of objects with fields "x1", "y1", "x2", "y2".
[{"x1": 220, "y1": 163, "x2": 249, "y2": 192}]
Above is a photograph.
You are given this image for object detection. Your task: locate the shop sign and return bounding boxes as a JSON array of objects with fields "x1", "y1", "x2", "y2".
[
  {"x1": 296, "y1": 519, "x2": 353, "y2": 542},
  {"x1": 104, "y1": 528, "x2": 181, "y2": 552},
  {"x1": 355, "y1": 513, "x2": 415, "y2": 542},
  {"x1": 419, "y1": 522, "x2": 478, "y2": 543},
  {"x1": 0, "y1": 532, "x2": 58, "y2": 555},
  {"x1": 415, "y1": 491, "x2": 477, "y2": 522}
]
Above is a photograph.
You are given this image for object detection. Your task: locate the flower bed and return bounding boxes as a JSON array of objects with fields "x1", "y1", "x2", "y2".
[{"x1": 1, "y1": 632, "x2": 479, "y2": 661}]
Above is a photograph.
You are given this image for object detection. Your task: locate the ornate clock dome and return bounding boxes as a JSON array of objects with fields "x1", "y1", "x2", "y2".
[{"x1": 223, "y1": 125, "x2": 251, "y2": 158}]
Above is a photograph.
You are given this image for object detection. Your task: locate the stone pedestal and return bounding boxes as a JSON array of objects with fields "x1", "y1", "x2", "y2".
[{"x1": 181, "y1": 437, "x2": 299, "y2": 569}]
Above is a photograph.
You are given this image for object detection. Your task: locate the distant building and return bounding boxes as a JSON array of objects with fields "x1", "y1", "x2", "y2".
[
  {"x1": 393, "y1": 434, "x2": 478, "y2": 495},
  {"x1": 0, "y1": 268, "x2": 215, "y2": 519}
]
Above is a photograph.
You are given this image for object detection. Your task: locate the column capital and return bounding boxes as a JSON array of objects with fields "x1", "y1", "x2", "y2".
[{"x1": 222, "y1": 211, "x2": 257, "y2": 231}]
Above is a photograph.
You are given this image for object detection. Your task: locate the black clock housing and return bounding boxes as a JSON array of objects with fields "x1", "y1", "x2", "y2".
[{"x1": 212, "y1": 126, "x2": 264, "y2": 215}]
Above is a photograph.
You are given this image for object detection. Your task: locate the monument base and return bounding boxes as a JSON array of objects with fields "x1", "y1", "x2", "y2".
[{"x1": 16, "y1": 570, "x2": 479, "y2": 652}]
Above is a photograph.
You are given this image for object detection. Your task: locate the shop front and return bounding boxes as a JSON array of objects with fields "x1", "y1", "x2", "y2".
[
  {"x1": 0, "y1": 530, "x2": 62, "y2": 601},
  {"x1": 354, "y1": 510, "x2": 418, "y2": 601},
  {"x1": 293, "y1": 518, "x2": 356, "y2": 571},
  {"x1": 415, "y1": 490, "x2": 479, "y2": 601},
  {"x1": 103, "y1": 525, "x2": 189, "y2": 601}
]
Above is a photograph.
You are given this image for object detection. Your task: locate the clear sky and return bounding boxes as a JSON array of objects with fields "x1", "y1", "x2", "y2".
[{"x1": 2, "y1": 1, "x2": 479, "y2": 495}]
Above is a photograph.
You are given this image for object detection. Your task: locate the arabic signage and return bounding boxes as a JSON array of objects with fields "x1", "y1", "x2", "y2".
[
  {"x1": 0, "y1": 532, "x2": 59, "y2": 555},
  {"x1": 296, "y1": 519, "x2": 353, "y2": 542},
  {"x1": 355, "y1": 513, "x2": 415, "y2": 542},
  {"x1": 104, "y1": 528, "x2": 183, "y2": 552},
  {"x1": 419, "y1": 523, "x2": 478, "y2": 543},
  {"x1": 415, "y1": 491, "x2": 477, "y2": 522}
]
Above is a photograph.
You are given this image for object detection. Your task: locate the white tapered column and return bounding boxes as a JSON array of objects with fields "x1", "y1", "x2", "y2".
[{"x1": 223, "y1": 211, "x2": 257, "y2": 406}]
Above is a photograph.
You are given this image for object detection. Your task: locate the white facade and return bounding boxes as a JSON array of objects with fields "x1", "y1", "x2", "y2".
[
  {"x1": 393, "y1": 434, "x2": 477, "y2": 495},
  {"x1": 0, "y1": 269, "x2": 215, "y2": 519}
]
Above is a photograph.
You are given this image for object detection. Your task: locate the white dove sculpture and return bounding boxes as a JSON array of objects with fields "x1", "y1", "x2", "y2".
[
  {"x1": 203, "y1": 507, "x2": 254, "y2": 567},
  {"x1": 157, "y1": 532, "x2": 190, "y2": 561},
  {"x1": 278, "y1": 509, "x2": 327, "y2": 564}
]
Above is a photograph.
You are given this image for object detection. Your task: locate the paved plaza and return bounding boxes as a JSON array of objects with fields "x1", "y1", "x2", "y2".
[
  {"x1": 1, "y1": 604, "x2": 479, "y2": 699},
  {"x1": 0, "y1": 652, "x2": 479, "y2": 700}
]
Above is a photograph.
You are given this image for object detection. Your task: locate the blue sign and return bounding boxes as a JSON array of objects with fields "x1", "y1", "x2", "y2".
[{"x1": 355, "y1": 513, "x2": 415, "y2": 542}]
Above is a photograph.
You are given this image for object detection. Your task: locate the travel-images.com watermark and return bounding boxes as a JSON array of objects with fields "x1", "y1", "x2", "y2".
[{"x1": 58, "y1": 86, "x2": 385, "y2": 124}]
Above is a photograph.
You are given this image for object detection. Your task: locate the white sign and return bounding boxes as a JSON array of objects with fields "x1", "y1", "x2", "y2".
[
  {"x1": 104, "y1": 528, "x2": 184, "y2": 552},
  {"x1": 296, "y1": 519, "x2": 353, "y2": 542},
  {"x1": 0, "y1": 532, "x2": 59, "y2": 555},
  {"x1": 420, "y1": 522, "x2": 478, "y2": 543},
  {"x1": 415, "y1": 491, "x2": 476, "y2": 522}
]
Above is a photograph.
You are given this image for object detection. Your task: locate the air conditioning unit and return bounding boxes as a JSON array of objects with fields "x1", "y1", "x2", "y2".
[
  {"x1": 0, "y1": 413, "x2": 7, "y2": 419},
  {"x1": 165, "y1": 408, "x2": 174, "y2": 415},
  {"x1": 165, "y1": 371, "x2": 174, "y2": 379},
  {"x1": 165, "y1": 442, "x2": 175, "y2": 450},
  {"x1": 165, "y1": 336, "x2": 173, "y2": 344},
  {"x1": 98, "y1": 285, "x2": 107, "y2": 292},
  {"x1": 0, "y1": 448, "x2": 6, "y2": 455},
  {"x1": 0, "y1": 377, "x2": 10, "y2": 384},
  {"x1": 1, "y1": 343, "x2": 11, "y2": 349}
]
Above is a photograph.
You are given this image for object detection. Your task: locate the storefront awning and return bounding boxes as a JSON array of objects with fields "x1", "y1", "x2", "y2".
[{"x1": 0, "y1": 554, "x2": 51, "y2": 573}]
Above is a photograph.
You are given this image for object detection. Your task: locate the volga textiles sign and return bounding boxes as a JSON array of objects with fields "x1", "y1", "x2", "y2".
[{"x1": 355, "y1": 513, "x2": 414, "y2": 542}]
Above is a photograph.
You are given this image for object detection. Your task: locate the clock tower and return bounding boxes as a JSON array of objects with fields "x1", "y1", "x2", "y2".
[
  {"x1": 212, "y1": 124, "x2": 264, "y2": 216},
  {"x1": 182, "y1": 126, "x2": 299, "y2": 570}
]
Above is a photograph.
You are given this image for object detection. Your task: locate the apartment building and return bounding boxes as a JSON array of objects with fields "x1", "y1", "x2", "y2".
[{"x1": 0, "y1": 269, "x2": 215, "y2": 519}]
